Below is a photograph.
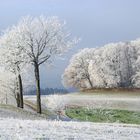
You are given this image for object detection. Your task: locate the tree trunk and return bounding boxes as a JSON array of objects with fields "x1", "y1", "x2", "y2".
[
  {"x1": 16, "y1": 93, "x2": 20, "y2": 107},
  {"x1": 34, "y1": 62, "x2": 42, "y2": 114},
  {"x1": 87, "y1": 77, "x2": 93, "y2": 88},
  {"x1": 15, "y1": 76, "x2": 20, "y2": 108},
  {"x1": 18, "y1": 74, "x2": 24, "y2": 108},
  {"x1": 5, "y1": 93, "x2": 8, "y2": 104}
]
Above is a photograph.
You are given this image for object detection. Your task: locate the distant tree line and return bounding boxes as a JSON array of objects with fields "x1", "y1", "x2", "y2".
[
  {"x1": 62, "y1": 39, "x2": 140, "y2": 90},
  {"x1": 24, "y1": 88, "x2": 69, "y2": 95}
]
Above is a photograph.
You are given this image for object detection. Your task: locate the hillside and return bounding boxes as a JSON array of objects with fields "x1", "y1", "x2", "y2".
[{"x1": 0, "y1": 104, "x2": 47, "y2": 120}]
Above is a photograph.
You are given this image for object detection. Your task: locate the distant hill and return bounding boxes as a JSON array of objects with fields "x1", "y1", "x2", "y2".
[{"x1": 24, "y1": 87, "x2": 69, "y2": 95}]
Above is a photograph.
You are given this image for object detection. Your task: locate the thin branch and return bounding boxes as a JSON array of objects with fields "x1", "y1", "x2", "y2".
[{"x1": 38, "y1": 55, "x2": 50, "y2": 65}]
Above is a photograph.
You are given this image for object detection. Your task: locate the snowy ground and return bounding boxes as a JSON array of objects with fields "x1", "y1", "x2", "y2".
[
  {"x1": 0, "y1": 93, "x2": 140, "y2": 140},
  {"x1": 0, "y1": 104, "x2": 47, "y2": 120},
  {"x1": 64, "y1": 93, "x2": 140, "y2": 111},
  {"x1": 0, "y1": 118, "x2": 140, "y2": 140}
]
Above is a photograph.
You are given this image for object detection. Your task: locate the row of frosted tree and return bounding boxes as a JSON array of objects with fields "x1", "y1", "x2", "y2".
[
  {"x1": 62, "y1": 39, "x2": 140, "y2": 90},
  {"x1": 0, "y1": 16, "x2": 77, "y2": 113}
]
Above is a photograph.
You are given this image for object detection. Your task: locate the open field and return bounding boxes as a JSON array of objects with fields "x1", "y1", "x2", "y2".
[
  {"x1": 0, "y1": 92, "x2": 140, "y2": 139},
  {"x1": 24, "y1": 91, "x2": 140, "y2": 124},
  {"x1": 24, "y1": 91, "x2": 140, "y2": 111},
  {"x1": 65, "y1": 92, "x2": 140, "y2": 111}
]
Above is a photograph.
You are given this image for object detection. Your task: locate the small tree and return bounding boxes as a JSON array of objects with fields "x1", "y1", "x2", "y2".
[
  {"x1": 0, "y1": 41, "x2": 28, "y2": 108},
  {"x1": 0, "y1": 70, "x2": 18, "y2": 106}
]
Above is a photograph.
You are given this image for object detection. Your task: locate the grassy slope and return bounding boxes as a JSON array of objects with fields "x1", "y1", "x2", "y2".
[
  {"x1": 0, "y1": 104, "x2": 48, "y2": 119},
  {"x1": 66, "y1": 108, "x2": 140, "y2": 124}
]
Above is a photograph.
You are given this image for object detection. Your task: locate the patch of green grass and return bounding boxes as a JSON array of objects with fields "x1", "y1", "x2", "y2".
[{"x1": 66, "y1": 108, "x2": 140, "y2": 124}]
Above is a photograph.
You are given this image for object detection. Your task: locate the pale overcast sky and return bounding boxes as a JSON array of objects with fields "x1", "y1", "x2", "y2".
[{"x1": 0, "y1": 0, "x2": 140, "y2": 88}]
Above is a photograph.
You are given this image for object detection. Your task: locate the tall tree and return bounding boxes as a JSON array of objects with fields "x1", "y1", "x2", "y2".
[
  {"x1": 62, "y1": 48, "x2": 95, "y2": 89},
  {"x1": 5, "y1": 16, "x2": 77, "y2": 113}
]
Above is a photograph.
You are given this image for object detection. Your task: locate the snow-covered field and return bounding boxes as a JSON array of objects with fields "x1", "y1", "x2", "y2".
[
  {"x1": 24, "y1": 92, "x2": 140, "y2": 111},
  {"x1": 0, "y1": 93, "x2": 139, "y2": 140},
  {"x1": 0, "y1": 118, "x2": 140, "y2": 140}
]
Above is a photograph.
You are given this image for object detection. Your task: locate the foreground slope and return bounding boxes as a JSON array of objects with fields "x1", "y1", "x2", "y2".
[
  {"x1": 0, "y1": 118, "x2": 140, "y2": 140},
  {"x1": 0, "y1": 104, "x2": 47, "y2": 120}
]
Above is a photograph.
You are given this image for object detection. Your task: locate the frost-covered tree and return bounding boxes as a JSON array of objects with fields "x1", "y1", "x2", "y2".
[
  {"x1": 89, "y1": 42, "x2": 139, "y2": 88},
  {"x1": 4, "y1": 16, "x2": 77, "y2": 113},
  {"x1": 0, "y1": 70, "x2": 18, "y2": 106},
  {"x1": 100, "y1": 42, "x2": 127, "y2": 87},
  {"x1": 62, "y1": 48, "x2": 95, "y2": 89},
  {"x1": 0, "y1": 33, "x2": 28, "y2": 108},
  {"x1": 63, "y1": 39, "x2": 140, "y2": 90},
  {"x1": 88, "y1": 48, "x2": 107, "y2": 87},
  {"x1": 130, "y1": 39, "x2": 140, "y2": 87},
  {"x1": 0, "y1": 68, "x2": 34, "y2": 106}
]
